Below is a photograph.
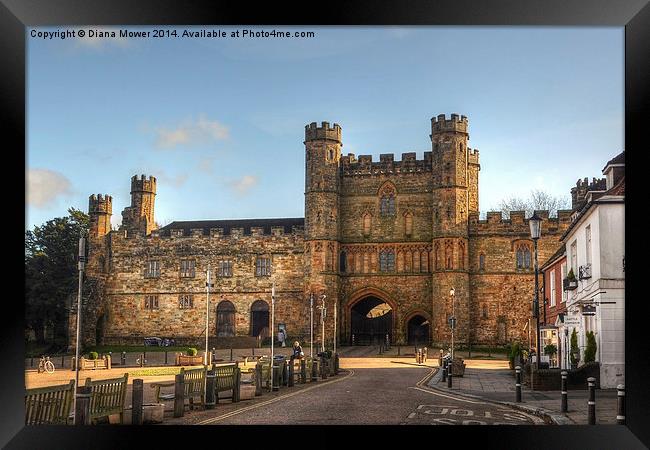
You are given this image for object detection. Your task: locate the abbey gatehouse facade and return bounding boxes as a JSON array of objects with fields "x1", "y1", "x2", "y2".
[{"x1": 72, "y1": 114, "x2": 574, "y2": 350}]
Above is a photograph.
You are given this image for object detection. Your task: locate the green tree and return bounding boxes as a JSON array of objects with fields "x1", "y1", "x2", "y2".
[
  {"x1": 25, "y1": 208, "x2": 89, "y2": 346},
  {"x1": 570, "y1": 329, "x2": 580, "y2": 366},
  {"x1": 584, "y1": 331, "x2": 597, "y2": 363}
]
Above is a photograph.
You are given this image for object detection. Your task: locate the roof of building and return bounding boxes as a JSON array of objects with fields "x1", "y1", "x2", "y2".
[
  {"x1": 602, "y1": 151, "x2": 625, "y2": 172},
  {"x1": 560, "y1": 175, "x2": 625, "y2": 241},
  {"x1": 158, "y1": 217, "x2": 305, "y2": 236},
  {"x1": 540, "y1": 244, "x2": 566, "y2": 271}
]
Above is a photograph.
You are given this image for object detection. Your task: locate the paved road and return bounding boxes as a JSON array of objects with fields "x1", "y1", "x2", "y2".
[{"x1": 191, "y1": 362, "x2": 544, "y2": 426}]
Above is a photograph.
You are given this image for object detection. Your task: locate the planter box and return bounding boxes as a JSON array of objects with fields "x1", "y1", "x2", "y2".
[
  {"x1": 239, "y1": 384, "x2": 255, "y2": 400},
  {"x1": 74, "y1": 355, "x2": 111, "y2": 370},
  {"x1": 563, "y1": 278, "x2": 578, "y2": 291},
  {"x1": 176, "y1": 354, "x2": 205, "y2": 366}
]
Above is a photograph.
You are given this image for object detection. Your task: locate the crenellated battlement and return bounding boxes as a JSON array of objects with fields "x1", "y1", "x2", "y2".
[
  {"x1": 88, "y1": 194, "x2": 113, "y2": 214},
  {"x1": 468, "y1": 209, "x2": 573, "y2": 234},
  {"x1": 431, "y1": 113, "x2": 469, "y2": 135},
  {"x1": 571, "y1": 176, "x2": 606, "y2": 210},
  {"x1": 305, "y1": 121, "x2": 342, "y2": 143},
  {"x1": 468, "y1": 148, "x2": 480, "y2": 164},
  {"x1": 131, "y1": 174, "x2": 157, "y2": 194},
  {"x1": 340, "y1": 151, "x2": 433, "y2": 176}
]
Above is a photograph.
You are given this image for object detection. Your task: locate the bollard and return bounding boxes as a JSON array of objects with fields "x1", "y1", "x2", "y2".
[
  {"x1": 283, "y1": 361, "x2": 289, "y2": 386},
  {"x1": 441, "y1": 360, "x2": 447, "y2": 382},
  {"x1": 561, "y1": 370, "x2": 568, "y2": 412},
  {"x1": 423, "y1": 348, "x2": 427, "y2": 363},
  {"x1": 205, "y1": 370, "x2": 216, "y2": 409},
  {"x1": 173, "y1": 373, "x2": 185, "y2": 418},
  {"x1": 447, "y1": 362, "x2": 453, "y2": 388},
  {"x1": 334, "y1": 353, "x2": 339, "y2": 375},
  {"x1": 320, "y1": 357, "x2": 328, "y2": 380},
  {"x1": 300, "y1": 359, "x2": 307, "y2": 383},
  {"x1": 233, "y1": 368, "x2": 241, "y2": 402},
  {"x1": 587, "y1": 377, "x2": 596, "y2": 425},
  {"x1": 132, "y1": 379, "x2": 144, "y2": 425},
  {"x1": 74, "y1": 386, "x2": 92, "y2": 425},
  {"x1": 121, "y1": 351, "x2": 126, "y2": 366},
  {"x1": 439, "y1": 349, "x2": 443, "y2": 367},
  {"x1": 165, "y1": 351, "x2": 168, "y2": 365},
  {"x1": 272, "y1": 364, "x2": 279, "y2": 391},
  {"x1": 252, "y1": 347, "x2": 255, "y2": 356},
  {"x1": 288, "y1": 360, "x2": 295, "y2": 387},
  {"x1": 515, "y1": 366, "x2": 522, "y2": 403},
  {"x1": 617, "y1": 384, "x2": 625, "y2": 425},
  {"x1": 311, "y1": 358, "x2": 318, "y2": 382},
  {"x1": 254, "y1": 362, "x2": 262, "y2": 396},
  {"x1": 230, "y1": 347, "x2": 233, "y2": 362}
]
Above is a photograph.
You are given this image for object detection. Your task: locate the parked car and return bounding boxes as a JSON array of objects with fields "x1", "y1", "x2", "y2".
[
  {"x1": 144, "y1": 337, "x2": 163, "y2": 346},
  {"x1": 161, "y1": 338, "x2": 175, "y2": 347}
]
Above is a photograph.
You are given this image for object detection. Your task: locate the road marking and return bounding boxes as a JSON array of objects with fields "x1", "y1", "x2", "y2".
[
  {"x1": 408, "y1": 385, "x2": 488, "y2": 405},
  {"x1": 196, "y1": 370, "x2": 355, "y2": 425}
]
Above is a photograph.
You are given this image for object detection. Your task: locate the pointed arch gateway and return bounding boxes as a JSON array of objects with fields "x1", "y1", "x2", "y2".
[{"x1": 345, "y1": 288, "x2": 397, "y2": 346}]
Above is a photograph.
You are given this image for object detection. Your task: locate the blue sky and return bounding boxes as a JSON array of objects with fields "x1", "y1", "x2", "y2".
[{"x1": 26, "y1": 26, "x2": 624, "y2": 230}]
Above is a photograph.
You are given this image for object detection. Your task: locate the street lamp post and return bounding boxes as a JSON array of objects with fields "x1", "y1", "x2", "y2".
[
  {"x1": 205, "y1": 265, "x2": 213, "y2": 366},
  {"x1": 529, "y1": 212, "x2": 543, "y2": 369},
  {"x1": 449, "y1": 287, "x2": 456, "y2": 360},
  {"x1": 73, "y1": 236, "x2": 86, "y2": 424},
  {"x1": 333, "y1": 298, "x2": 337, "y2": 355},
  {"x1": 309, "y1": 293, "x2": 314, "y2": 358},
  {"x1": 271, "y1": 282, "x2": 276, "y2": 387},
  {"x1": 318, "y1": 295, "x2": 327, "y2": 353}
]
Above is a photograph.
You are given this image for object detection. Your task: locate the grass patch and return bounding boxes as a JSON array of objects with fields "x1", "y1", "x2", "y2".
[{"x1": 128, "y1": 367, "x2": 183, "y2": 377}]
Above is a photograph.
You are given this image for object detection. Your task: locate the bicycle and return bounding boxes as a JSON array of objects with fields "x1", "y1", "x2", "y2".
[{"x1": 38, "y1": 355, "x2": 55, "y2": 374}]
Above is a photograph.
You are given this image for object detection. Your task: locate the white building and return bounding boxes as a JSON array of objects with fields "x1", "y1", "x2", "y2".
[{"x1": 561, "y1": 151, "x2": 625, "y2": 388}]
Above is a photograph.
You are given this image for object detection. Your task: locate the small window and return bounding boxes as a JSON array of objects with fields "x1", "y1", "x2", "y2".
[
  {"x1": 145, "y1": 260, "x2": 160, "y2": 278},
  {"x1": 516, "y1": 245, "x2": 532, "y2": 270},
  {"x1": 144, "y1": 295, "x2": 159, "y2": 310},
  {"x1": 379, "y1": 249, "x2": 395, "y2": 272},
  {"x1": 479, "y1": 254, "x2": 485, "y2": 271},
  {"x1": 180, "y1": 259, "x2": 195, "y2": 278},
  {"x1": 363, "y1": 213, "x2": 371, "y2": 237},
  {"x1": 217, "y1": 260, "x2": 233, "y2": 277},
  {"x1": 405, "y1": 213, "x2": 413, "y2": 236},
  {"x1": 256, "y1": 257, "x2": 271, "y2": 277},
  {"x1": 179, "y1": 294, "x2": 193, "y2": 309}
]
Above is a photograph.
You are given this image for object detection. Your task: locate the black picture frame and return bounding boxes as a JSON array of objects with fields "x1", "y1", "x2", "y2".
[{"x1": 4, "y1": 0, "x2": 648, "y2": 448}]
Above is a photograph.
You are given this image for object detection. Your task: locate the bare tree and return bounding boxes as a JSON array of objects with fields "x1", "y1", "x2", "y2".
[{"x1": 497, "y1": 189, "x2": 571, "y2": 218}]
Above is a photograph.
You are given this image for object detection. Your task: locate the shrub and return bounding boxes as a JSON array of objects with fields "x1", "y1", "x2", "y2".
[
  {"x1": 570, "y1": 329, "x2": 580, "y2": 366},
  {"x1": 87, "y1": 351, "x2": 99, "y2": 360},
  {"x1": 584, "y1": 331, "x2": 597, "y2": 363},
  {"x1": 187, "y1": 347, "x2": 198, "y2": 356},
  {"x1": 567, "y1": 268, "x2": 576, "y2": 281},
  {"x1": 544, "y1": 344, "x2": 557, "y2": 356}
]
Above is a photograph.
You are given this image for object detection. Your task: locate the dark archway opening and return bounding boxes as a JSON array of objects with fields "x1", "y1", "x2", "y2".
[
  {"x1": 250, "y1": 300, "x2": 269, "y2": 338},
  {"x1": 217, "y1": 301, "x2": 236, "y2": 337},
  {"x1": 407, "y1": 315, "x2": 430, "y2": 346},
  {"x1": 350, "y1": 296, "x2": 392, "y2": 345},
  {"x1": 95, "y1": 314, "x2": 105, "y2": 346}
]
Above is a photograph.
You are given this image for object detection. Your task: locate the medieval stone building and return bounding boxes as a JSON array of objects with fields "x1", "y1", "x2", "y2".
[{"x1": 71, "y1": 114, "x2": 575, "y2": 350}]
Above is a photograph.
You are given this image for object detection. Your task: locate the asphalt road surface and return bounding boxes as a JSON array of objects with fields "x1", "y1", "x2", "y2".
[{"x1": 193, "y1": 362, "x2": 544, "y2": 426}]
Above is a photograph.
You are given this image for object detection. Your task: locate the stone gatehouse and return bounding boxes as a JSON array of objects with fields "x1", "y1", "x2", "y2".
[{"x1": 71, "y1": 114, "x2": 574, "y2": 350}]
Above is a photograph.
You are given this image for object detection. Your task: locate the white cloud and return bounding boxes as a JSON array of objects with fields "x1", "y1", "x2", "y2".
[
  {"x1": 227, "y1": 175, "x2": 258, "y2": 196},
  {"x1": 154, "y1": 115, "x2": 229, "y2": 149},
  {"x1": 197, "y1": 156, "x2": 216, "y2": 174},
  {"x1": 27, "y1": 169, "x2": 72, "y2": 208}
]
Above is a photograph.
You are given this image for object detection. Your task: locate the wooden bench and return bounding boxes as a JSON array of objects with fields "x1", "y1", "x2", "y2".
[
  {"x1": 152, "y1": 366, "x2": 206, "y2": 410},
  {"x1": 25, "y1": 380, "x2": 75, "y2": 425},
  {"x1": 213, "y1": 363, "x2": 239, "y2": 403},
  {"x1": 85, "y1": 373, "x2": 129, "y2": 424}
]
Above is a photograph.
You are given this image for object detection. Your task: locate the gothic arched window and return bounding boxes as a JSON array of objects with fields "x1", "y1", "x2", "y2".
[
  {"x1": 404, "y1": 212, "x2": 413, "y2": 237},
  {"x1": 516, "y1": 244, "x2": 532, "y2": 269},
  {"x1": 458, "y1": 241, "x2": 465, "y2": 270},
  {"x1": 379, "y1": 249, "x2": 395, "y2": 272},
  {"x1": 379, "y1": 184, "x2": 396, "y2": 216},
  {"x1": 362, "y1": 213, "x2": 371, "y2": 237}
]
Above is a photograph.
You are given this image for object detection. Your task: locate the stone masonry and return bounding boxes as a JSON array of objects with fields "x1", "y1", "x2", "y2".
[{"x1": 72, "y1": 114, "x2": 571, "y2": 350}]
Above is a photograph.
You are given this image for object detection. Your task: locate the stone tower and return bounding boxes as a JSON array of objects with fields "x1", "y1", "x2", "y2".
[
  {"x1": 430, "y1": 114, "x2": 475, "y2": 346},
  {"x1": 304, "y1": 122, "x2": 342, "y2": 346},
  {"x1": 121, "y1": 174, "x2": 157, "y2": 236},
  {"x1": 88, "y1": 194, "x2": 112, "y2": 239}
]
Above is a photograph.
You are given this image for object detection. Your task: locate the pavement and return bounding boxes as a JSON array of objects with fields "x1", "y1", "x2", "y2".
[{"x1": 426, "y1": 365, "x2": 620, "y2": 425}]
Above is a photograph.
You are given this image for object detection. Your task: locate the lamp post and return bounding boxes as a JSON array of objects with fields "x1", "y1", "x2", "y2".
[
  {"x1": 271, "y1": 282, "x2": 276, "y2": 386},
  {"x1": 449, "y1": 287, "x2": 456, "y2": 360},
  {"x1": 204, "y1": 265, "x2": 213, "y2": 366},
  {"x1": 73, "y1": 235, "x2": 86, "y2": 424},
  {"x1": 317, "y1": 294, "x2": 327, "y2": 353},
  {"x1": 333, "y1": 298, "x2": 337, "y2": 355},
  {"x1": 529, "y1": 211, "x2": 543, "y2": 368},
  {"x1": 309, "y1": 293, "x2": 314, "y2": 358}
]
